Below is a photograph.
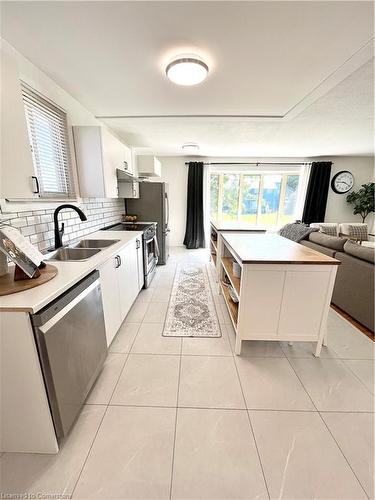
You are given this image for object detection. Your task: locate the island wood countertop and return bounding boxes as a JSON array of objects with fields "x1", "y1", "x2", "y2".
[
  {"x1": 221, "y1": 233, "x2": 341, "y2": 265},
  {"x1": 210, "y1": 219, "x2": 267, "y2": 232}
]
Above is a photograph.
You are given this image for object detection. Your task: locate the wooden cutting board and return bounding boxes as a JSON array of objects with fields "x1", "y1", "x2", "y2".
[{"x1": 0, "y1": 264, "x2": 58, "y2": 296}]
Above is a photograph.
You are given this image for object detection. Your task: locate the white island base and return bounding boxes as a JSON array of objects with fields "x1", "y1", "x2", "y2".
[{"x1": 217, "y1": 233, "x2": 340, "y2": 357}]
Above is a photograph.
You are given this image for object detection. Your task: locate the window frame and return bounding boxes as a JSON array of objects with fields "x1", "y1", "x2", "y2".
[
  {"x1": 209, "y1": 167, "x2": 307, "y2": 227},
  {"x1": 21, "y1": 82, "x2": 75, "y2": 200}
]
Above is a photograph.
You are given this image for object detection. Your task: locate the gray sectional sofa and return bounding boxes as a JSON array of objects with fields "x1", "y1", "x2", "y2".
[{"x1": 300, "y1": 232, "x2": 374, "y2": 332}]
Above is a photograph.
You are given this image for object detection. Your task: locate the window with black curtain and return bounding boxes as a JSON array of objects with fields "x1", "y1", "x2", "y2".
[
  {"x1": 302, "y1": 162, "x2": 332, "y2": 224},
  {"x1": 183, "y1": 162, "x2": 205, "y2": 249}
]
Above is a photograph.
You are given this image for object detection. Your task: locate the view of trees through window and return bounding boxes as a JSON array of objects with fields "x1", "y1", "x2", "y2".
[{"x1": 210, "y1": 172, "x2": 301, "y2": 226}]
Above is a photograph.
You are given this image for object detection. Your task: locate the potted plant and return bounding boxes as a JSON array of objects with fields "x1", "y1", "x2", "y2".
[{"x1": 346, "y1": 183, "x2": 375, "y2": 223}]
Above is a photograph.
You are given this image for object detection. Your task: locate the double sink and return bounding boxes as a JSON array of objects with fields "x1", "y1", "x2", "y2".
[{"x1": 46, "y1": 239, "x2": 120, "y2": 261}]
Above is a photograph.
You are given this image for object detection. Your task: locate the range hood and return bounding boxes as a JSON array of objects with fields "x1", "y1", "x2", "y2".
[{"x1": 116, "y1": 169, "x2": 145, "y2": 183}]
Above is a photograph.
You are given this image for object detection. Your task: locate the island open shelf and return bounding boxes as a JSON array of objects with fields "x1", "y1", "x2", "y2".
[
  {"x1": 221, "y1": 256, "x2": 241, "y2": 297},
  {"x1": 217, "y1": 233, "x2": 340, "y2": 357},
  {"x1": 220, "y1": 280, "x2": 238, "y2": 326},
  {"x1": 210, "y1": 220, "x2": 266, "y2": 280}
]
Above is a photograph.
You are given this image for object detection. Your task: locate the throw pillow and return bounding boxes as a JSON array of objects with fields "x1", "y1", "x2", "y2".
[
  {"x1": 348, "y1": 224, "x2": 368, "y2": 241},
  {"x1": 279, "y1": 223, "x2": 317, "y2": 242},
  {"x1": 319, "y1": 225, "x2": 338, "y2": 237}
]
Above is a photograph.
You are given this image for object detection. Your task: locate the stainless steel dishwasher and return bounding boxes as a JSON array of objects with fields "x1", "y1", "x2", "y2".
[{"x1": 31, "y1": 270, "x2": 107, "y2": 440}]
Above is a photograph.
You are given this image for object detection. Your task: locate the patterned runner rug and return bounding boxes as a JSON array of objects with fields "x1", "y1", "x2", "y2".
[{"x1": 163, "y1": 263, "x2": 221, "y2": 338}]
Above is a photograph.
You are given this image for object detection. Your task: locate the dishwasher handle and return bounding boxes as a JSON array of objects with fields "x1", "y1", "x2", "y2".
[
  {"x1": 38, "y1": 280, "x2": 100, "y2": 334},
  {"x1": 31, "y1": 270, "x2": 100, "y2": 328}
]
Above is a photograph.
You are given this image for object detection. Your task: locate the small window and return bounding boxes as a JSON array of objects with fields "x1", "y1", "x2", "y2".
[{"x1": 21, "y1": 83, "x2": 74, "y2": 198}]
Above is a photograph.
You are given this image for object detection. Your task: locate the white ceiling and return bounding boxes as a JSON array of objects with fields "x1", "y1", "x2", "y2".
[
  {"x1": 1, "y1": 1, "x2": 374, "y2": 156},
  {"x1": 102, "y1": 59, "x2": 375, "y2": 157}
]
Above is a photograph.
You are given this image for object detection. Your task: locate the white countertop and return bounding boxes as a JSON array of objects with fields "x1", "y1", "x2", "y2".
[{"x1": 0, "y1": 230, "x2": 143, "y2": 313}]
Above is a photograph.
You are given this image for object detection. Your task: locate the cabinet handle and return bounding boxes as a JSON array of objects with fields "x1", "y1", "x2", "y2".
[
  {"x1": 118, "y1": 255, "x2": 122, "y2": 267},
  {"x1": 123, "y1": 161, "x2": 128, "y2": 171},
  {"x1": 32, "y1": 176, "x2": 40, "y2": 194},
  {"x1": 115, "y1": 255, "x2": 120, "y2": 268},
  {"x1": 136, "y1": 239, "x2": 141, "y2": 249}
]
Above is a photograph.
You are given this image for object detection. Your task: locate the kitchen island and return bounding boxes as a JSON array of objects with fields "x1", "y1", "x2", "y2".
[
  {"x1": 218, "y1": 233, "x2": 340, "y2": 356},
  {"x1": 210, "y1": 219, "x2": 266, "y2": 278}
]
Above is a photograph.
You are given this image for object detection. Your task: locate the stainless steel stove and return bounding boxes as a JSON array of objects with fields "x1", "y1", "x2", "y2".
[{"x1": 102, "y1": 222, "x2": 158, "y2": 288}]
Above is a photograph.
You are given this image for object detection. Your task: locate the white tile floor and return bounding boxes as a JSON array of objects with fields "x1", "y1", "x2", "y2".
[{"x1": 1, "y1": 247, "x2": 374, "y2": 500}]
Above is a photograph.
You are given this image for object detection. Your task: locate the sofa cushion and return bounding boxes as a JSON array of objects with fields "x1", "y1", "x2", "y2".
[
  {"x1": 300, "y1": 240, "x2": 337, "y2": 258},
  {"x1": 344, "y1": 240, "x2": 375, "y2": 264},
  {"x1": 308, "y1": 232, "x2": 347, "y2": 251},
  {"x1": 333, "y1": 251, "x2": 374, "y2": 331}
]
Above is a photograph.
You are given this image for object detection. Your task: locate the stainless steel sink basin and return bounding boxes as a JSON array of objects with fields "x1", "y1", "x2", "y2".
[
  {"x1": 71, "y1": 239, "x2": 120, "y2": 249},
  {"x1": 46, "y1": 247, "x2": 101, "y2": 261}
]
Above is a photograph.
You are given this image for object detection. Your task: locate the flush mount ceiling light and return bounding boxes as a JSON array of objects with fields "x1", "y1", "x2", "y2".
[
  {"x1": 166, "y1": 57, "x2": 209, "y2": 86},
  {"x1": 182, "y1": 142, "x2": 200, "y2": 153}
]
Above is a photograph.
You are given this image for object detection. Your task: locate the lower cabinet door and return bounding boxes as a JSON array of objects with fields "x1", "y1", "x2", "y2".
[
  {"x1": 117, "y1": 239, "x2": 139, "y2": 320},
  {"x1": 99, "y1": 257, "x2": 122, "y2": 346}
]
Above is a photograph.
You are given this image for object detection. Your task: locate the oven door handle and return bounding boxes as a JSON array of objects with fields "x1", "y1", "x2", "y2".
[{"x1": 153, "y1": 235, "x2": 160, "y2": 258}]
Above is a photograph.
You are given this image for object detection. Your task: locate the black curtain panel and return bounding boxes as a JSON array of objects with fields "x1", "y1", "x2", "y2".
[
  {"x1": 302, "y1": 161, "x2": 332, "y2": 224},
  {"x1": 183, "y1": 161, "x2": 205, "y2": 249}
]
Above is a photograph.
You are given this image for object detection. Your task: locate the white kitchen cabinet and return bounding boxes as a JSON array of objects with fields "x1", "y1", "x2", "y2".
[
  {"x1": 118, "y1": 180, "x2": 140, "y2": 199},
  {"x1": 73, "y1": 126, "x2": 133, "y2": 198},
  {"x1": 136, "y1": 237, "x2": 144, "y2": 291},
  {"x1": 1, "y1": 47, "x2": 37, "y2": 199},
  {"x1": 137, "y1": 156, "x2": 161, "y2": 178},
  {"x1": 99, "y1": 256, "x2": 122, "y2": 346},
  {"x1": 117, "y1": 239, "x2": 139, "y2": 318},
  {"x1": 99, "y1": 238, "x2": 139, "y2": 346}
]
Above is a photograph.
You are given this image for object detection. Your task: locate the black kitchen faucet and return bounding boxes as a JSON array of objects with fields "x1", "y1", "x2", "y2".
[{"x1": 53, "y1": 204, "x2": 87, "y2": 249}]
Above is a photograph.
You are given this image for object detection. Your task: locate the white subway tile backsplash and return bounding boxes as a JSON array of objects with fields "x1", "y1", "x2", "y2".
[
  {"x1": 1, "y1": 198, "x2": 124, "y2": 251},
  {"x1": 30, "y1": 233, "x2": 43, "y2": 244},
  {"x1": 21, "y1": 226, "x2": 36, "y2": 237},
  {"x1": 11, "y1": 218, "x2": 28, "y2": 228},
  {"x1": 27, "y1": 216, "x2": 41, "y2": 225}
]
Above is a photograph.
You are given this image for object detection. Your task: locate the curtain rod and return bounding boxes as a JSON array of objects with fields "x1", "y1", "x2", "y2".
[{"x1": 184, "y1": 161, "x2": 314, "y2": 166}]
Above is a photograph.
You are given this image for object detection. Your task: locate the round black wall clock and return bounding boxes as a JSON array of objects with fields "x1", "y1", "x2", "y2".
[{"x1": 331, "y1": 171, "x2": 354, "y2": 194}]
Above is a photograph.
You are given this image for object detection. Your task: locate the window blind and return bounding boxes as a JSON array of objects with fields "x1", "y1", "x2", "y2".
[{"x1": 21, "y1": 83, "x2": 74, "y2": 198}]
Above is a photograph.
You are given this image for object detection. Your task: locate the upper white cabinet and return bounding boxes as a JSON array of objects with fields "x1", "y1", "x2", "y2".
[
  {"x1": 137, "y1": 156, "x2": 161, "y2": 178},
  {"x1": 0, "y1": 48, "x2": 37, "y2": 199},
  {"x1": 73, "y1": 126, "x2": 133, "y2": 198}
]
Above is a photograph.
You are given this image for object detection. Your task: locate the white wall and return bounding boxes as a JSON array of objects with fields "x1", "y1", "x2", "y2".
[{"x1": 322, "y1": 156, "x2": 375, "y2": 232}]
